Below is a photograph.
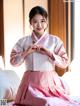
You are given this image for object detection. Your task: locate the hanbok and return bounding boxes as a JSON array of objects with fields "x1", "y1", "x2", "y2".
[{"x1": 10, "y1": 32, "x2": 80, "y2": 106}]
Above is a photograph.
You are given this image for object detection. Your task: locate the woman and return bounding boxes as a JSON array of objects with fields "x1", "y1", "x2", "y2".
[{"x1": 10, "y1": 6, "x2": 80, "y2": 106}]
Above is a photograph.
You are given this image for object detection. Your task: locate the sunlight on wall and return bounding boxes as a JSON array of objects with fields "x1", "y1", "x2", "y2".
[
  {"x1": 3, "y1": 0, "x2": 24, "y2": 79},
  {"x1": 0, "y1": 56, "x2": 4, "y2": 70},
  {"x1": 24, "y1": 0, "x2": 48, "y2": 35},
  {"x1": 3, "y1": 0, "x2": 48, "y2": 79},
  {"x1": 62, "y1": 1, "x2": 80, "y2": 96},
  {"x1": 62, "y1": 59, "x2": 80, "y2": 96},
  {"x1": 74, "y1": 0, "x2": 80, "y2": 58}
]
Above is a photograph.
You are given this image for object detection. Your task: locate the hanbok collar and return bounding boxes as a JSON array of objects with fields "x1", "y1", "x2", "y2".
[{"x1": 31, "y1": 31, "x2": 48, "y2": 45}]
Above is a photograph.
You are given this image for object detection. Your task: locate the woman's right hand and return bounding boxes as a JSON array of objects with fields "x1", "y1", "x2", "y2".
[
  {"x1": 21, "y1": 45, "x2": 38, "y2": 58},
  {"x1": 22, "y1": 45, "x2": 55, "y2": 60}
]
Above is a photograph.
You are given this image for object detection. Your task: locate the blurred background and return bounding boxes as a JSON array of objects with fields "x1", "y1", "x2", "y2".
[{"x1": 0, "y1": 0, "x2": 80, "y2": 78}]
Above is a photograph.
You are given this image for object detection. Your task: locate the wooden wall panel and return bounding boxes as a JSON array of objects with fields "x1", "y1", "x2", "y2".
[
  {"x1": 49, "y1": 0, "x2": 66, "y2": 48},
  {"x1": 24, "y1": 0, "x2": 48, "y2": 35},
  {"x1": 48, "y1": 0, "x2": 67, "y2": 76},
  {"x1": 0, "y1": 0, "x2": 4, "y2": 58}
]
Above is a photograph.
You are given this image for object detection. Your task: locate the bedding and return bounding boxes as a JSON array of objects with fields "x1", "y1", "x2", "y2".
[
  {"x1": 1, "y1": 68, "x2": 80, "y2": 105},
  {"x1": 0, "y1": 69, "x2": 20, "y2": 101},
  {"x1": 0, "y1": 100, "x2": 14, "y2": 106},
  {"x1": 62, "y1": 71, "x2": 80, "y2": 96},
  {"x1": 62, "y1": 71, "x2": 80, "y2": 103},
  {"x1": 7, "y1": 102, "x2": 13, "y2": 106}
]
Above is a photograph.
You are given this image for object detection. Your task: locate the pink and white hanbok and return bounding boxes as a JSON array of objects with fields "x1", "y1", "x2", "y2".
[{"x1": 10, "y1": 32, "x2": 80, "y2": 106}]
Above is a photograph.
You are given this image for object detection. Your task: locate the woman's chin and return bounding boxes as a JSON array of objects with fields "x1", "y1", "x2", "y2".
[{"x1": 36, "y1": 32, "x2": 43, "y2": 36}]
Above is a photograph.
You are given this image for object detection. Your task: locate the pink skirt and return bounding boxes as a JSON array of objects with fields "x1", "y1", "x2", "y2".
[{"x1": 14, "y1": 71, "x2": 80, "y2": 106}]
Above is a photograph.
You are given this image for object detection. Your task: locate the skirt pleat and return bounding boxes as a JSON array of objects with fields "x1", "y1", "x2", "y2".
[{"x1": 13, "y1": 71, "x2": 80, "y2": 106}]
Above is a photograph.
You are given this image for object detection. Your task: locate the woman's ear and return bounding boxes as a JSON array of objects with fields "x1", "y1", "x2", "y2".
[
  {"x1": 29, "y1": 20, "x2": 33, "y2": 30},
  {"x1": 29, "y1": 20, "x2": 32, "y2": 25},
  {"x1": 30, "y1": 24, "x2": 33, "y2": 30},
  {"x1": 44, "y1": 22, "x2": 48, "y2": 31}
]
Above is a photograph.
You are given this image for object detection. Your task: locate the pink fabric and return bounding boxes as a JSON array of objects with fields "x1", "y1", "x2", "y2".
[
  {"x1": 14, "y1": 71, "x2": 80, "y2": 106},
  {"x1": 10, "y1": 32, "x2": 80, "y2": 106},
  {"x1": 10, "y1": 32, "x2": 69, "y2": 70}
]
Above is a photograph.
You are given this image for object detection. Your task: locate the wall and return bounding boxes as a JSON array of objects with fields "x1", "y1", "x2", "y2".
[
  {"x1": 0, "y1": 0, "x2": 4, "y2": 57},
  {"x1": 23, "y1": 0, "x2": 48, "y2": 35},
  {"x1": 49, "y1": 0, "x2": 66, "y2": 48},
  {"x1": 70, "y1": 1, "x2": 80, "y2": 73},
  {"x1": 74, "y1": 1, "x2": 80, "y2": 59},
  {"x1": 3, "y1": 0, "x2": 48, "y2": 78},
  {"x1": 49, "y1": 0, "x2": 67, "y2": 76},
  {"x1": 3, "y1": 0, "x2": 24, "y2": 78}
]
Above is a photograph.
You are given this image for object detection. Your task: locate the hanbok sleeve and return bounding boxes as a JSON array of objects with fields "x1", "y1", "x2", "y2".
[
  {"x1": 53, "y1": 37, "x2": 69, "y2": 69},
  {"x1": 10, "y1": 38, "x2": 24, "y2": 66}
]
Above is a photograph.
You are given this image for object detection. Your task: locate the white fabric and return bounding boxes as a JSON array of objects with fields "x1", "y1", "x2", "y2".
[
  {"x1": 62, "y1": 71, "x2": 80, "y2": 96},
  {"x1": 0, "y1": 69, "x2": 20, "y2": 100},
  {"x1": 31, "y1": 52, "x2": 53, "y2": 71},
  {"x1": 10, "y1": 32, "x2": 69, "y2": 71},
  {"x1": 61, "y1": 72, "x2": 80, "y2": 103}
]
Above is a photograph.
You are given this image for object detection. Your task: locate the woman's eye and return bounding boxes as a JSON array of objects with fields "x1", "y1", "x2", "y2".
[
  {"x1": 33, "y1": 21, "x2": 37, "y2": 23},
  {"x1": 41, "y1": 20, "x2": 45, "y2": 22}
]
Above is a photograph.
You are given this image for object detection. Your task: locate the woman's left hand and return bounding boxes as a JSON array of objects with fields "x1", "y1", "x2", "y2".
[{"x1": 38, "y1": 46, "x2": 55, "y2": 60}]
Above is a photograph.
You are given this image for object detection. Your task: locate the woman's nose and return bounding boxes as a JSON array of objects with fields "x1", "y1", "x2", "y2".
[{"x1": 37, "y1": 22, "x2": 42, "y2": 27}]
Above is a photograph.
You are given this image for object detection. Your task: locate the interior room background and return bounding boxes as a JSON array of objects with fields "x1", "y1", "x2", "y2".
[{"x1": 0, "y1": 0, "x2": 80, "y2": 78}]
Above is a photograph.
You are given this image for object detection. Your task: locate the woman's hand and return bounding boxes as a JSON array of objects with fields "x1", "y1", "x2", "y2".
[
  {"x1": 40, "y1": 47, "x2": 52, "y2": 57},
  {"x1": 21, "y1": 45, "x2": 55, "y2": 60},
  {"x1": 21, "y1": 45, "x2": 40, "y2": 58},
  {"x1": 39, "y1": 46, "x2": 55, "y2": 60}
]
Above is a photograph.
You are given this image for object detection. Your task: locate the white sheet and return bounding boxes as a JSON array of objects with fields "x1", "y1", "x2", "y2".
[{"x1": 0, "y1": 69, "x2": 20, "y2": 100}]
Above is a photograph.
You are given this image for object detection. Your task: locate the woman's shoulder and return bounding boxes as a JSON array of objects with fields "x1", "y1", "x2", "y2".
[
  {"x1": 14, "y1": 35, "x2": 32, "y2": 47},
  {"x1": 49, "y1": 34, "x2": 62, "y2": 42},
  {"x1": 18, "y1": 35, "x2": 31, "y2": 42},
  {"x1": 48, "y1": 34, "x2": 63, "y2": 45}
]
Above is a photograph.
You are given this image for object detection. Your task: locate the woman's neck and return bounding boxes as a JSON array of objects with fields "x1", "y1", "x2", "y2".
[{"x1": 33, "y1": 30, "x2": 44, "y2": 39}]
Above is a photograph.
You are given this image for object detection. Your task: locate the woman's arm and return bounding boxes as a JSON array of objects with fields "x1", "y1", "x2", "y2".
[
  {"x1": 10, "y1": 49, "x2": 24, "y2": 67},
  {"x1": 37, "y1": 38, "x2": 69, "y2": 69},
  {"x1": 53, "y1": 38, "x2": 69, "y2": 69},
  {"x1": 10, "y1": 39, "x2": 25, "y2": 67},
  {"x1": 10, "y1": 43, "x2": 39, "y2": 66}
]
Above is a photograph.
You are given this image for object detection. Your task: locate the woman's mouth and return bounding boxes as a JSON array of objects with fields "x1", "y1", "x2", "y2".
[{"x1": 36, "y1": 28, "x2": 42, "y2": 31}]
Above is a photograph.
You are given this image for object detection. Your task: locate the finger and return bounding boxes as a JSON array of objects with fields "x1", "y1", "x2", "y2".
[{"x1": 40, "y1": 47, "x2": 45, "y2": 51}]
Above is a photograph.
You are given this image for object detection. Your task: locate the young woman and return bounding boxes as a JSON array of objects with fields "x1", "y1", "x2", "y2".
[{"x1": 10, "y1": 6, "x2": 80, "y2": 106}]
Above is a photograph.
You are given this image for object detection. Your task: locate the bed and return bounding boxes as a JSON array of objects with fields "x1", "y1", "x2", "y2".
[
  {"x1": 0, "y1": 66, "x2": 80, "y2": 106},
  {"x1": 0, "y1": 69, "x2": 20, "y2": 106},
  {"x1": 61, "y1": 59, "x2": 80, "y2": 103}
]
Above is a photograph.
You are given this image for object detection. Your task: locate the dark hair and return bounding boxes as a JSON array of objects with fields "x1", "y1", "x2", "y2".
[{"x1": 29, "y1": 6, "x2": 48, "y2": 21}]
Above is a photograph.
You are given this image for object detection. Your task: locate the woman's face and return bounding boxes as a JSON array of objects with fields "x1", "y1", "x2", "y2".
[{"x1": 30, "y1": 14, "x2": 48, "y2": 36}]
